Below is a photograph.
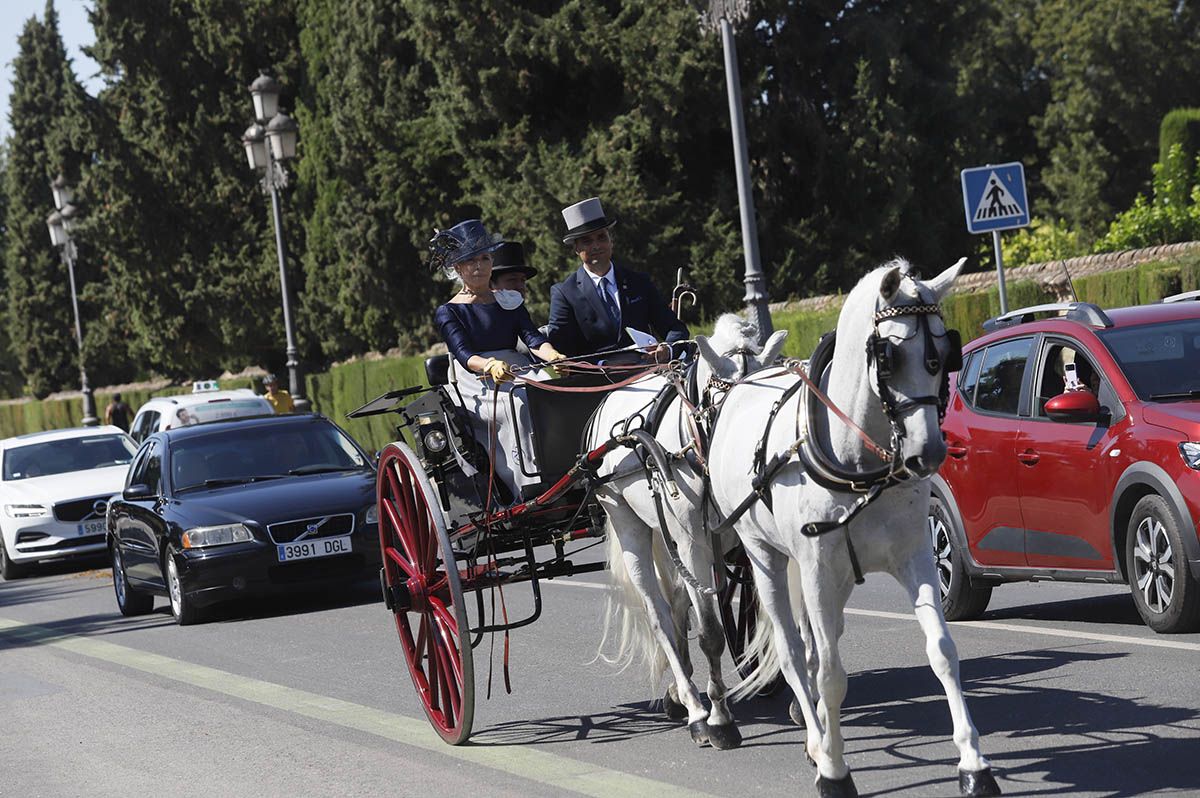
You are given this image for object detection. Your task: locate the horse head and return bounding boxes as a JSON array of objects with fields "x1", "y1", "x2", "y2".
[
  {"x1": 845, "y1": 257, "x2": 965, "y2": 478},
  {"x1": 695, "y1": 314, "x2": 789, "y2": 401}
]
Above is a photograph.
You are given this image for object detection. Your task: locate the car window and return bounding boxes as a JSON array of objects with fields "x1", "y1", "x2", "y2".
[
  {"x1": 131, "y1": 410, "x2": 159, "y2": 442},
  {"x1": 1035, "y1": 341, "x2": 1102, "y2": 416},
  {"x1": 1097, "y1": 318, "x2": 1200, "y2": 400},
  {"x1": 171, "y1": 420, "x2": 368, "y2": 492},
  {"x1": 2, "y1": 434, "x2": 137, "y2": 481},
  {"x1": 129, "y1": 441, "x2": 161, "y2": 492},
  {"x1": 973, "y1": 337, "x2": 1033, "y2": 416},
  {"x1": 957, "y1": 350, "x2": 983, "y2": 405}
]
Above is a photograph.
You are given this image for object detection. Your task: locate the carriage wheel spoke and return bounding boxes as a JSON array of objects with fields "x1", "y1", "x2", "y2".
[
  {"x1": 390, "y1": 463, "x2": 426, "y2": 568},
  {"x1": 384, "y1": 545, "x2": 419, "y2": 580}
]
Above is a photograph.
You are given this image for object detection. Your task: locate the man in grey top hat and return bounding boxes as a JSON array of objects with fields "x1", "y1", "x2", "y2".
[{"x1": 546, "y1": 197, "x2": 688, "y2": 359}]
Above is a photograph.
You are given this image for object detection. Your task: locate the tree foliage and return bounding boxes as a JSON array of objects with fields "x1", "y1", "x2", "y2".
[{"x1": 2, "y1": 0, "x2": 1200, "y2": 395}]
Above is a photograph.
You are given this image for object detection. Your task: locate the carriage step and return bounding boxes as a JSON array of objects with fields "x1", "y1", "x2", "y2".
[{"x1": 379, "y1": 568, "x2": 412, "y2": 612}]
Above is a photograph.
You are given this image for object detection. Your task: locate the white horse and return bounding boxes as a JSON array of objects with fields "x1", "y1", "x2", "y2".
[
  {"x1": 706, "y1": 260, "x2": 1001, "y2": 797},
  {"x1": 587, "y1": 314, "x2": 788, "y2": 749}
]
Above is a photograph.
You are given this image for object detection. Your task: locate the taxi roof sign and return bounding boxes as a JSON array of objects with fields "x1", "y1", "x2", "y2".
[
  {"x1": 961, "y1": 162, "x2": 1030, "y2": 234},
  {"x1": 192, "y1": 380, "x2": 220, "y2": 393}
]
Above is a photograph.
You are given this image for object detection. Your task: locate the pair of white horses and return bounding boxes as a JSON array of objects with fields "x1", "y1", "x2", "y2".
[{"x1": 587, "y1": 259, "x2": 1001, "y2": 798}]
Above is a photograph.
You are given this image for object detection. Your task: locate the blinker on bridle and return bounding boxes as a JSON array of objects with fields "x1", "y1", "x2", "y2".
[{"x1": 866, "y1": 302, "x2": 964, "y2": 430}]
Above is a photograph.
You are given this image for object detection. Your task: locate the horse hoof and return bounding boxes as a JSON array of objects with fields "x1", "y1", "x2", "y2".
[
  {"x1": 789, "y1": 698, "x2": 805, "y2": 727},
  {"x1": 959, "y1": 767, "x2": 1001, "y2": 797},
  {"x1": 705, "y1": 722, "x2": 743, "y2": 750},
  {"x1": 815, "y1": 773, "x2": 858, "y2": 798},
  {"x1": 663, "y1": 690, "x2": 688, "y2": 722},
  {"x1": 688, "y1": 720, "x2": 710, "y2": 747}
]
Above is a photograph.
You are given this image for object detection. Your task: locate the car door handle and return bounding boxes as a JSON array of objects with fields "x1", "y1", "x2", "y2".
[
  {"x1": 1017, "y1": 450, "x2": 1040, "y2": 465},
  {"x1": 946, "y1": 444, "x2": 968, "y2": 459}
]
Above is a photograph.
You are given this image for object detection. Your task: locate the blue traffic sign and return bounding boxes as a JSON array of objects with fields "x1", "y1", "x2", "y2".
[{"x1": 961, "y1": 162, "x2": 1030, "y2": 234}]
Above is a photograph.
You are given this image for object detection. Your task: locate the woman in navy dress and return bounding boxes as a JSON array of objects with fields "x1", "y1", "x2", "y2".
[{"x1": 431, "y1": 220, "x2": 563, "y2": 500}]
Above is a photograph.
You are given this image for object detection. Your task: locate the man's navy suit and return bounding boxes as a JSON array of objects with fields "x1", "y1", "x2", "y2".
[{"x1": 546, "y1": 262, "x2": 689, "y2": 357}]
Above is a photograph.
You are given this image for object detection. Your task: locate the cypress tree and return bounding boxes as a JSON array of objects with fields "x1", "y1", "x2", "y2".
[{"x1": 3, "y1": 2, "x2": 83, "y2": 397}]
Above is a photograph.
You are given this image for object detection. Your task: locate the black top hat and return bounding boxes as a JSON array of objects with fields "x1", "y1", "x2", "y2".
[
  {"x1": 561, "y1": 197, "x2": 617, "y2": 243},
  {"x1": 491, "y1": 241, "x2": 538, "y2": 279}
]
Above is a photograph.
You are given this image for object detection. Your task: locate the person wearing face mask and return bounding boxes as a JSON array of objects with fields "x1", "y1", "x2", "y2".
[
  {"x1": 546, "y1": 197, "x2": 688, "y2": 363},
  {"x1": 431, "y1": 220, "x2": 565, "y2": 501}
]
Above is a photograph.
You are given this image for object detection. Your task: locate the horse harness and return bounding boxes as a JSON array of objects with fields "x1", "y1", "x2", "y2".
[{"x1": 708, "y1": 299, "x2": 962, "y2": 584}]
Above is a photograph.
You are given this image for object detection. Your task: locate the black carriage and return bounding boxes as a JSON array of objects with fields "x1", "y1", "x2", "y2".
[{"x1": 350, "y1": 352, "x2": 768, "y2": 745}]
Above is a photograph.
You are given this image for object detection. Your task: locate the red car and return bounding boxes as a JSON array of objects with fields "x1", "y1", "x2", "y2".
[{"x1": 930, "y1": 294, "x2": 1200, "y2": 633}]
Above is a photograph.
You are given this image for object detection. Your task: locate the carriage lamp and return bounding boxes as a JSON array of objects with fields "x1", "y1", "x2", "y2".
[
  {"x1": 5, "y1": 504, "x2": 49, "y2": 518},
  {"x1": 182, "y1": 523, "x2": 254, "y2": 548},
  {"x1": 417, "y1": 413, "x2": 451, "y2": 464},
  {"x1": 1181, "y1": 442, "x2": 1200, "y2": 470}
]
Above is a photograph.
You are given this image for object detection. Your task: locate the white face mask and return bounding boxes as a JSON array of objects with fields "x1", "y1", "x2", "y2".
[{"x1": 493, "y1": 289, "x2": 524, "y2": 310}]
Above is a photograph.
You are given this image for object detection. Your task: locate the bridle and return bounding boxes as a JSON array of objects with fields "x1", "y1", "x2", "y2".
[{"x1": 865, "y1": 301, "x2": 963, "y2": 443}]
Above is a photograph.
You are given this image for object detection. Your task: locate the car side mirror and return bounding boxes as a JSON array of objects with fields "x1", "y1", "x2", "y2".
[
  {"x1": 123, "y1": 483, "x2": 156, "y2": 501},
  {"x1": 1045, "y1": 390, "x2": 1101, "y2": 423}
]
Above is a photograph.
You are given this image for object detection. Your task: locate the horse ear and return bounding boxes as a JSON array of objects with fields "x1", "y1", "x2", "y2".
[
  {"x1": 756, "y1": 329, "x2": 789, "y2": 366},
  {"x1": 880, "y1": 266, "x2": 903, "y2": 302},
  {"x1": 927, "y1": 257, "x2": 967, "y2": 301},
  {"x1": 695, "y1": 335, "x2": 722, "y2": 372}
]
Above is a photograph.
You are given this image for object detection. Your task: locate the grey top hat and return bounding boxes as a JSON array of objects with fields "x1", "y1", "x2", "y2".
[
  {"x1": 561, "y1": 197, "x2": 618, "y2": 243},
  {"x1": 491, "y1": 241, "x2": 538, "y2": 278}
]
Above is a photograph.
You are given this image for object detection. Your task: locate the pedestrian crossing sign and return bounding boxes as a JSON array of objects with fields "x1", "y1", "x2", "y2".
[{"x1": 961, "y1": 162, "x2": 1030, "y2": 234}]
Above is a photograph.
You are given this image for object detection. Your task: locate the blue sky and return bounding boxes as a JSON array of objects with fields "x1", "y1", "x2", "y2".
[{"x1": 1, "y1": 0, "x2": 102, "y2": 140}]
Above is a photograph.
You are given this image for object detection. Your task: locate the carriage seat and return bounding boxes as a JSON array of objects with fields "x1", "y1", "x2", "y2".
[
  {"x1": 523, "y1": 372, "x2": 613, "y2": 487},
  {"x1": 425, "y1": 354, "x2": 450, "y2": 386}
]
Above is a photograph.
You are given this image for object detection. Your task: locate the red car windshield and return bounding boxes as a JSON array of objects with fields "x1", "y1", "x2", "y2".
[{"x1": 1097, "y1": 318, "x2": 1200, "y2": 401}]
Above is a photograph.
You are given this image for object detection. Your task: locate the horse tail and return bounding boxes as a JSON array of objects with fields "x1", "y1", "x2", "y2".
[
  {"x1": 729, "y1": 557, "x2": 807, "y2": 701},
  {"x1": 595, "y1": 516, "x2": 672, "y2": 693}
]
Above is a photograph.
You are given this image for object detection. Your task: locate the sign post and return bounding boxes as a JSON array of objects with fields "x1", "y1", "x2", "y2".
[{"x1": 961, "y1": 162, "x2": 1030, "y2": 314}]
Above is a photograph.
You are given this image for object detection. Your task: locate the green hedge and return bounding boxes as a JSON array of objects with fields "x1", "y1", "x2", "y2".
[
  {"x1": 5, "y1": 255, "x2": 1200, "y2": 453},
  {"x1": 0, "y1": 378, "x2": 255, "y2": 440},
  {"x1": 1159, "y1": 109, "x2": 1200, "y2": 207}
]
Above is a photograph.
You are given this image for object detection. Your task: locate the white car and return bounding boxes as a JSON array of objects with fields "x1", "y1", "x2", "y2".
[
  {"x1": 129, "y1": 383, "x2": 274, "y2": 443},
  {"x1": 0, "y1": 426, "x2": 137, "y2": 579}
]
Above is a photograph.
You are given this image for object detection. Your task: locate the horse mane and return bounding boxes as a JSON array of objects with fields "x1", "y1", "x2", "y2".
[{"x1": 709, "y1": 313, "x2": 761, "y2": 355}]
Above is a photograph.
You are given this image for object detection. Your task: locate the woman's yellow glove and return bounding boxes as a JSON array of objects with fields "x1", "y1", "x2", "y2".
[{"x1": 482, "y1": 358, "x2": 513, "y2": 383}]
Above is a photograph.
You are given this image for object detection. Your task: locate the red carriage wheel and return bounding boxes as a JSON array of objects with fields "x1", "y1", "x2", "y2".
[
  {"x1": 718, "y1": 543, "x2": 783, "y2": 695},
  {"x1": 377, "y1": 442, "x2": 475, "y2": 744}
]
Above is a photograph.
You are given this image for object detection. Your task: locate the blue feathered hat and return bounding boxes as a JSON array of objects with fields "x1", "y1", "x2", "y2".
[{"x1": 428, "y1": 219, "x2": 504, "y2": 278}]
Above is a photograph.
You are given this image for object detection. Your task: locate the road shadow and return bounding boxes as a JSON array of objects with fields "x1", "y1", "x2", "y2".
[
  {"x1": 198, "y1": 576, "x2": 382, "y2": 624},
  {"x1": 0, "y1": 611, "x2": 175, "y2": 652},
  {"x1": 981, "y1": 591, "x2": 1147, "y2": 628},
  {"x1": 474, "y1": 699, "x2": 689, "y2": 748},
  {"x1": 733, "y1": 647, "x2": 1199, "y2": 798}
]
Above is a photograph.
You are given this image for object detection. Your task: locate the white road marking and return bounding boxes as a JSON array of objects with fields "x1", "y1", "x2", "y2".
[
  {"x1": 544, "y1": 578, "x2": 1200, "y2": 652},
  {"x1": 0, "y1": 616, "x2": 713, "y2": 798}
]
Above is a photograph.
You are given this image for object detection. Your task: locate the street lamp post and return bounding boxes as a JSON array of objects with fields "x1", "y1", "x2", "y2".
[
  {"x1": 693, "y1": 0, "x2": 772, "y2": 343},
  {"x1": 241, "y1": 74, "x2": 310, "y2": 411},
  {"x1": 45, "y1": 178, "x2": 99, "y2": 427}
]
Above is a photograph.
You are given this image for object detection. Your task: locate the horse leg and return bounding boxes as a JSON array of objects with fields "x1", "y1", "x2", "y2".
[
  {"x1": 742, "y1": 539, "x2": 833, "y2": 777},
  {"x1": 663, "y1": 576, "x2": 692, "y2": 722},
  {"x1": 609, "y1": 514, "x2": 712, "y2": 737},
  {"x1": 896, "y1": 551, "x2": 1001, "y2": 797},
  {"x1": 675, "y1": 528, "x2": 742, "y2": 750},
  {"x1": 795, "y1": 547, "x2": 857, "y2": 797}
]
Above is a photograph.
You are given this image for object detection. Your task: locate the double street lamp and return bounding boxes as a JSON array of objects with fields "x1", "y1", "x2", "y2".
[
  {"x1": 45, "y1": 176, "x2": 99, "y2": 426},
  {"x1": 240, "y1": 74, "x2": 310, "y2": 411}
]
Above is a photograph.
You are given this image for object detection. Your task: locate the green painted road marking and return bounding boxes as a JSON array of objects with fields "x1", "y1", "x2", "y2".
[{"x1": 0, "y1": 617, "x2": 713, "y2": 798}]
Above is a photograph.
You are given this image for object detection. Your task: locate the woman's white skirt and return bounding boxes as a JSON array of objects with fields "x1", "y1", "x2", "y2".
[{"x1": 448, "y1": 349, "x2": 550, "y2": 501}]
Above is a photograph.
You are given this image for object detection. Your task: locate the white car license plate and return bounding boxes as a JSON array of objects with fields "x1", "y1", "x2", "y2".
[
  {"x1": 77, "y1": 520, "x2": 106, "y2": 537},
  {"x1": 277, "y1": 536, "x2": 353, "y2": 562}
]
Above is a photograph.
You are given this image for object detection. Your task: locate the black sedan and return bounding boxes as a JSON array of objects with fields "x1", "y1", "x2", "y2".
[{"x1": 107, "y1": 413, "x2": 380, "y2": 625}]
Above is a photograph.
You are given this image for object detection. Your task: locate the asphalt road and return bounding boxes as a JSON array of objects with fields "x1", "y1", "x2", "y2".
[{"x1": 2, "y1": 552, "x2": 1198, "y2": 798}]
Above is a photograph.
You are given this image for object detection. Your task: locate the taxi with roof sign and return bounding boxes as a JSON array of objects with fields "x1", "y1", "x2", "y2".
[{"x1": 128, "y1": 380, "x2": 274, "y2": 443}]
